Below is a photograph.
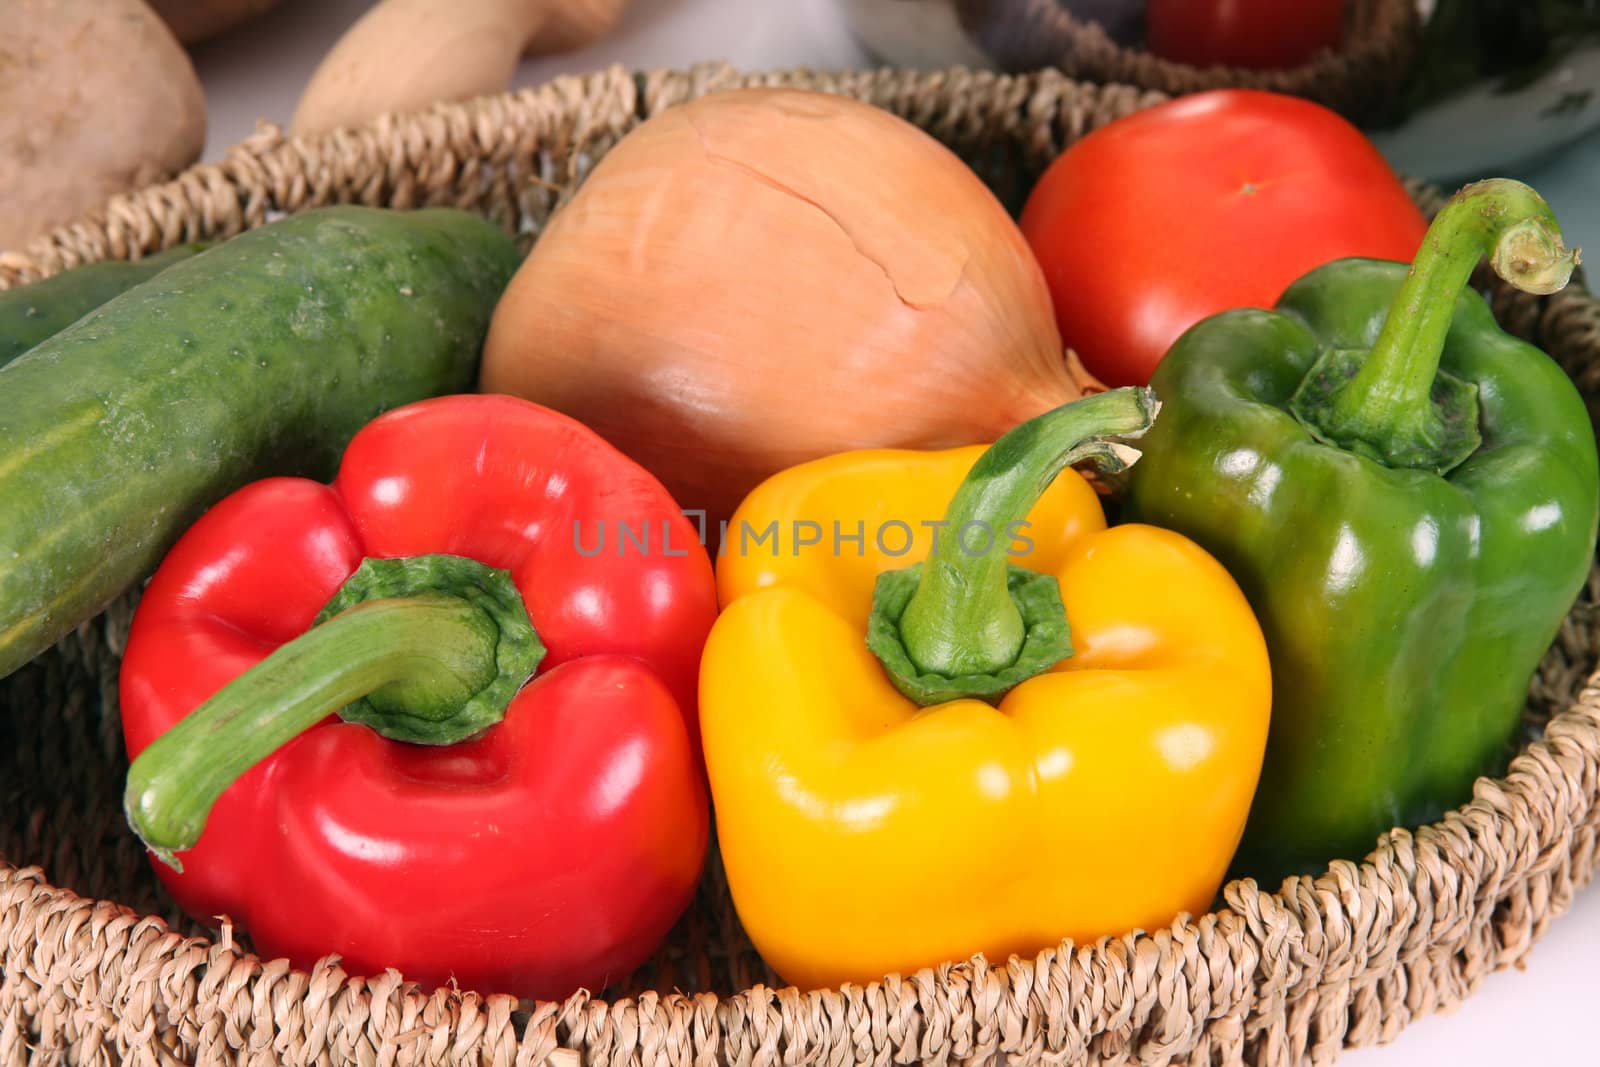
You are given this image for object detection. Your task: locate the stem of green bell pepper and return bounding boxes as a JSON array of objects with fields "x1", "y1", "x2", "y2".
[
  {"x1": 1290, "y1": 178, "x2": 1578, "y2": 474},
  {"x1": 865, "y1": 387, "x2": 1159, "y2": 706},
  {"x1": 123, "y1": 554, "x2": 542, "y2": 870}
]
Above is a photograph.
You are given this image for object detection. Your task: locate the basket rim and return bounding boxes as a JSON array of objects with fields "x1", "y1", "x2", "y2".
[
  {"x1": 0, "y1": 61, "x2": 1173, "y2": 288},
  {"x1": 2, "y1": 60, "x2": 1598, "y2": 1066},
  {"x1": 999, "y1": 0, "x2": 1420, "y2": 121}
]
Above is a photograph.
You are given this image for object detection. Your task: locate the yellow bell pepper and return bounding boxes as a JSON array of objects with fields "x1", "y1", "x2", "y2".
[{"x1": 700, "y1": 388, "x2": 1272, "y2": 991}]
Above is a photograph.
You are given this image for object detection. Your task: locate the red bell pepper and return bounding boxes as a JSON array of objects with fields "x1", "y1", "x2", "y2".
[{"x1": 119, "y1": 393, "x2": 716, "y2": 1000}]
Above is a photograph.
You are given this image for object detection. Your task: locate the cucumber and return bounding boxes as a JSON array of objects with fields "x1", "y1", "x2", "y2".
[
  {"x1": 0, "y1": 242, "x2": 211, "y2": 368},
  {"x1": 0, "y1": 205, "x2": 522, "y2": 680}
]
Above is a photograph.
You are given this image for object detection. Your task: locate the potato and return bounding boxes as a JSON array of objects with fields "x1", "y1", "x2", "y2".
[
  {"x1": 0, "y1": 0, "x2": 206, "y2": 251},
  {"x1": 147, "y1": 0, "x2": 284, "y2": 46},
  {"x1": 291, "y1": 0, "x2": 628, "y2": 137}
]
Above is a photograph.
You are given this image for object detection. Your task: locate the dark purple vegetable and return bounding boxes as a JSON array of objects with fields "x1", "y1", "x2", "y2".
[{"x1": 955, "y1": 0, "x2": 1146, "y2": 69}]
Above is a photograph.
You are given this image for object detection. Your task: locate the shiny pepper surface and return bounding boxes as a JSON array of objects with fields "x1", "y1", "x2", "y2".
[
  {"x1": 120, "y1": 394, "x2": 716, "y2": 999},
  {"x1": 1126, "y1": 180, "x2": 1600, "y2": 885},
  {"x1": 701, "y1": 389, "x2": 1272, "y2": 990}
]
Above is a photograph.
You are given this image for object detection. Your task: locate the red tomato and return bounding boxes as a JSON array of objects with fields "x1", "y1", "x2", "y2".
[
  {"x1": 1019, "y1": 89, "x2": 1426, "y2": 387},
  {"x1": 1146, "y1": 0, "x2": 1345, "y2": 70}
]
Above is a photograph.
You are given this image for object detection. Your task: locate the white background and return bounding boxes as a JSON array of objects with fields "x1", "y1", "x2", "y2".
[{"x1": 184, "y1": 1, "x2": 1600, "y2": 1062}]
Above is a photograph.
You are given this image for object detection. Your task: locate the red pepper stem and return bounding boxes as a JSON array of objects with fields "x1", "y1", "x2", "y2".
[
  {"x1": 865, "y1": 388, "x2": 1158, "y2": 706},
  {"x1": 124, "y1": 555, "x2": 541, "y2": 870},
  {"x1": 1290, "y1": 179, "x2": 1577, "y2": 474}
]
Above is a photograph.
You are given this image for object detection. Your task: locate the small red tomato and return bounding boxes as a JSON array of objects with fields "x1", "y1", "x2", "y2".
[
  {"x1": 1019, "y1": 89, "x2": 1426, "y2": 387},
  {"x1": 1146, "y1": 0, "x2": 1345, "y2": 70}
]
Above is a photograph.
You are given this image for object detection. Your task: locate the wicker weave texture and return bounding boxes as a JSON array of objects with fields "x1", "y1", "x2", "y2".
[
  {"x1": 961, "y1": 0, "x2": 1417, "y2": 122},
  {"x1": 1, "y1": 63, "x2": 1599, "y2": 1067}
]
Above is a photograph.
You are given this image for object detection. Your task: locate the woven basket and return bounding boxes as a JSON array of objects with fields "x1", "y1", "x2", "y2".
[
  {"x1": 899, "y1": 0, "x2": 1421, "y2": 123},
  {"x1": 3, "y1": 63, "x2": 1599, "y2": 1067}
]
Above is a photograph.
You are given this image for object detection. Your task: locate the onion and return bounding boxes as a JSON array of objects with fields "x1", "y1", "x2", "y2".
[{"x1": 479, "y1": 87, "x2": 1086, "y2": 521}]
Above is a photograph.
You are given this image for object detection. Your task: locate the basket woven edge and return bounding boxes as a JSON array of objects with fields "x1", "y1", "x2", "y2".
[
  {"x1": 0, "y1": 61, "x2": 1168, "y2": 288},
  {"x1": 1008, "y1": 0, "x2": 1419, "y2": 122}
]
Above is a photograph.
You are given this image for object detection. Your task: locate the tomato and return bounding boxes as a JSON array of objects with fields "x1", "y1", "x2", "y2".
[
  {"x1": 1146, "y1": 0, "x2": 1346, "y2": 70},
  {"x1": 1019, "y1": 89, "x2": 1426, "y2": 388}
]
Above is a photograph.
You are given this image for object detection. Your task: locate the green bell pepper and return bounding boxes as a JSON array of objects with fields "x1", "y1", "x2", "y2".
[{"x1": 1125, "y1": 179, "x2": 1599, "y2": 886}]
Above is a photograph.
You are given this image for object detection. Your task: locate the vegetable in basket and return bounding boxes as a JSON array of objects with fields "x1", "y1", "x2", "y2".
[
  {"x1": 120, "y1": 393, "x2": 715, "y2": 1000},
  {"x1": 700, "y1": 388, "x2": 1272, "y2": 991},
  {"x1": 0, "y1": 242, "x2": 210, "y2": 368},
  {"x1": 1144, "y1": 0, "x2": 1346, "y2": 70},
  {"x1": 1124, "y1": 178, "x2": 1600, "y2": 886},
  {"x1": 479, "y1": 87, "x2": 1089, "y2": 525},
  {"x1": 0, "y1": 206, "x2": 519, "y2": 683},
  {"x1": 1020, "y1": 89, "x2": 1427, "y2": 388}
]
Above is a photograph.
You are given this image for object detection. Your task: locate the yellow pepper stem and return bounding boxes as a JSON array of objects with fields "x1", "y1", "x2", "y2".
[{"x1": 867, "y1": 386, "x2": 1160, "y2": 706}]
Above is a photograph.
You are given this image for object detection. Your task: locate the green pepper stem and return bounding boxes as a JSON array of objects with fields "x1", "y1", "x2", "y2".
[
  {"x1": 866, "y1": 387, "x2": 1158, "y2": 704},
  {"x1": 1291, "y1": 179, "x2": 1578, "y2": 474},
  {"x1": 124, "y1": 555, "x2": 541, "y2": 870}
]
